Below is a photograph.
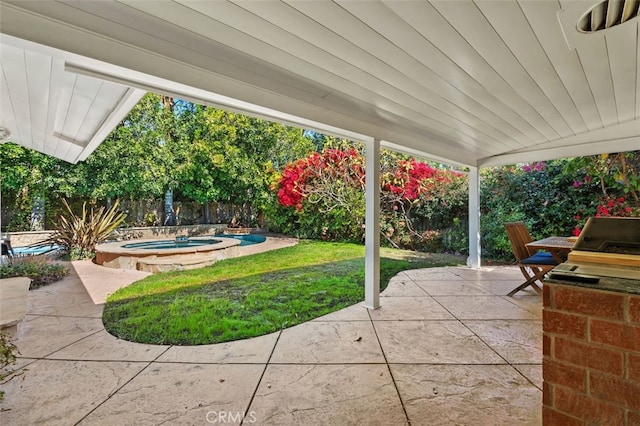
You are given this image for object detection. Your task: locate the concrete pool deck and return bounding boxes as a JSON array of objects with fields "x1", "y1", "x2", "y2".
[{"x1": 0, "y1": 259, "x2": 542, "y2": 425}]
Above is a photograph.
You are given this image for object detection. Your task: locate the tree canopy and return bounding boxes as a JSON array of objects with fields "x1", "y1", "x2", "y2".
[{"x1": 1, "y1": 91, "x2": 638, "y2": 260}]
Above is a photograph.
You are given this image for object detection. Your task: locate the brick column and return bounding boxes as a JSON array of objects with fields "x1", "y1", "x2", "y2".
[{"x1": 543, "y1": 283, "x2": 640, "y2": 425}]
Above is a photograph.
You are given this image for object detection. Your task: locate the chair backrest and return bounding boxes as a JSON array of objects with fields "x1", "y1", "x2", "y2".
[{"x1": 503, "y1": 222, "x2": 535, "y2": 262}]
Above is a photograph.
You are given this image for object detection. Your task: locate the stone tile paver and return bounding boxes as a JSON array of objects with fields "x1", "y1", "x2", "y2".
[
  {"x1": 414, "y1": 280, "x2": 494, "y2": 296},
  {"x1": 157, "y1": 332, "x2": 279, "y2": 364},
  {"x1": 515, "y1": 364, "x2": 543, "y2": 390},
  {"x1": 311, "y1": 302, "x2": 371, "y2": 321},
  {"x1": 249, "y1": 364, "x2": 407, "y2": 426},
  {"x1": 12, "y1": 315, "x2": 104, "y2": 358},
  {"x1": 380, "y1": 278, "x2": 428, "y2": 297},
  {"x1": 72, "y1": 259, "x2": 151, "y2": 304},
  {"x1": 0, "y1": 264, "x2": 543, "y2": 425},
  {"x1": 505, "y1": 294, "x2": 544, "y2": 318},
  {"x1": 367, "y1": 297, "x2": 455, "y2": 321},
  {"x1": 47, "y1": 329, "x2": 169, "y2": 361},
  {"x1": 479, "y1": 280, "x2": 541, "y2": 296},
  {"x1": 26, "y1": 290, "x2": 104, "y2": 318},
  {"x1": 434, "y1": 295, "x2": 539, "y2": 320},
  {"x1": 450, "y1": 265, "x2": 523, "y2": 280},
  {"x1": 80, "y1": 363, "x2": 264, "y2": 426},
  {"x1": 392, "y1": 364, "x2": 542, "y2": 426},
  {"x1": 401, "y1": 269, "x2": 465, "y2": 281},
  {"x1": 463, "y1": 320, "x2": 543, "y2": 364},
  {"x1": 270, "y1": 320, "x2": 384, "y2": 364},
  {"x1": 374, "y1": 320, "x2": 504, "y2": 364},
  {"x1": 0, "y1": 360, "x2": 147, "y2": 426}
]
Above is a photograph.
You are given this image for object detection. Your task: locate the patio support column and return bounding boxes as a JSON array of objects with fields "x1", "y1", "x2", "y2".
[
  {"x1": 364, "y1": 138, "x2": 381, "y2": 310},
  {"x1": 468, "y1": 166, "x2": 481, "y2": 268}
]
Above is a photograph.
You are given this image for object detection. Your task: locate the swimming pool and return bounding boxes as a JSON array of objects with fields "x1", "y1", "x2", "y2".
[
  {"x1": 11, "y1": 244, "x2": 61, "y2": 256},
  {"x1": 95, "y1": 234, "x2": 267, "y2": 272}
]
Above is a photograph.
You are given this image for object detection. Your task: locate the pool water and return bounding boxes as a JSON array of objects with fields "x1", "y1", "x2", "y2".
[
  {"x1": 11, "y1": 244, "x2": 61, "y2": 256},
  {"x1": 227, "y1": 234, "x2": 267, "y2": 246},
  {"x1": 122, "y1": 238, "x2": 220, "y2": 250}
]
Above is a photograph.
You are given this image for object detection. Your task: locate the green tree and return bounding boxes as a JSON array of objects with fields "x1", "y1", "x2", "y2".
[
  {"x1": 72, "y1": 93, "x2": 177, "y2": 201},
  {"x1": 0, "y1": 142, "x2": 73, "y2": 230},
  {"x1": 562, "y1": 152, "x2": 640, "y2": 203},
  {"x1": 174, "y1": 107, "x2": 313, "y2": 217}
]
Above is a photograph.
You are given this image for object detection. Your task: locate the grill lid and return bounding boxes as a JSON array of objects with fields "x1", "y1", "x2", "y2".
[
  {"x1": 573, "y1": 217, "x2": 640, "y2": 255},
  {"x1": 551, "y1": 217, "x2": 640, "y2": 283}
]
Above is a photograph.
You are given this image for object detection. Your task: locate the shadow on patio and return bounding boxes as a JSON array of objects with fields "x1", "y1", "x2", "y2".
[{"x1": 0, "y1": 264, "x2": 541, "y2": 425}]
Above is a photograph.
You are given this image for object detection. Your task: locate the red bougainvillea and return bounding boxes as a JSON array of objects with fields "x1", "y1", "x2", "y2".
[
  {"x1": 595, "y1": 196, "x2": 633, "y2": 217},
  {"x1": 276, "y1": 149, "x2": 455, "y2": 209},
  {"x1": 277, "y1": 158, "x2": 307, "y2": 210},
  {"x1": 272, "y1": 147, "x2": 467, "y2": 247},
  {"x1": 384, "y1": 159, "x2": 452, "y2": 202},
  {"x1": 277, "y1": 148, "x2": 363, "y2": 210},
  {"x1": 572, "y1": 196, "x2": 637, "y2": 236}
]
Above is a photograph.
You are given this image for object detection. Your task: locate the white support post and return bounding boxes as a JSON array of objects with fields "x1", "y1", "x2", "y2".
[
  {"x1": 468, "y1": 166, "x2": 481, "y2": 268},
  {"x1": 365, "y1": 138, "x2": 381, "y2": 309}
]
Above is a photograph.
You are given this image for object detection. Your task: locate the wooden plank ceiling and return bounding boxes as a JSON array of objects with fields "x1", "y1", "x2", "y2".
[
  {"x1": 0, "y1": 36, "x2": 145, "y2": 164},
  {"x1": 0, "y1": 0, "x2": 638, "y2": 166}
]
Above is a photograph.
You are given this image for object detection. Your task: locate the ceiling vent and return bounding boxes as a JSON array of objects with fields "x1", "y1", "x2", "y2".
[{"x1": 578, "y1": 0, "x2": 639, "y2": 32}]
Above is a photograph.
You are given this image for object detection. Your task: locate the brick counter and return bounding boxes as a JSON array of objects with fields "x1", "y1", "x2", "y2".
[{"x1": 543, "y1": 281, "x2": 640, "y2": 425}]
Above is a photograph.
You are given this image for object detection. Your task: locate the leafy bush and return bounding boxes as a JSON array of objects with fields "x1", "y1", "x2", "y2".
[
  {"x1": 441, "y1": 217, "x2": 469, "y2": 255},
  {"x1": 480, "y1": 154, "x2": 639, "y2": 260},
  {"x1": 269, "y1": 149, "x2": 639, "y2": 260},
  {"x1": 267, "y1": 147, "x2": 467, "y2": 250},
  {"x1": 0, "y1": 332, "x2": 21, "y2": 402},
  {"x1": 44, "y1": 199, "x2": 126, "y2": 260},
  {"x1": 480, "y1": 161, "x2": 588, "y2": 259},
  {"x1": 269, "y1": 148, "x2": 366, "y2": 242},
  {"x1": 0, "y1": 256, "x2": 68, "y2": 289}
]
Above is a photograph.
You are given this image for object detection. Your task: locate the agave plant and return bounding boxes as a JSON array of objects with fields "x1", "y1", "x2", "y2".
[{"x1": 46, "y1": 199, "x2": 127, "y2": 260}]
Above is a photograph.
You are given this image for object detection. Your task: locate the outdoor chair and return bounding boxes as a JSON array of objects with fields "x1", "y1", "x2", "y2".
[
  {"x1": 503, "y1": 222, "x2": 558, "y2": 296},
  {"x1": 1, "y1": 240, "x2": 14, "y2": 265},
  {"x1": 1, "y1": 240, "x2": 13, "y2": 257}
]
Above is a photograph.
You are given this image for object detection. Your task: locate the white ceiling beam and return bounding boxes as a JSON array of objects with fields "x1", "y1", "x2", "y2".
[
  {"x1": 479, "y1": 137, "x2": 639, "y2": 167},
  {"x1": 479, "y1": 118, "x2": 640, "y2": 166}
]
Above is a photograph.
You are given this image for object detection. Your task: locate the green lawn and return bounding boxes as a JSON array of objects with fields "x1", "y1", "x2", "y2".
[{"x1": 103, "y1": 240, "x2": 463, "y2": 345}]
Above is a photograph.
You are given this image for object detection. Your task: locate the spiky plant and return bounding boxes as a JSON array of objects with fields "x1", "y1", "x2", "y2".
[{"x1": 47, "y1": 199, "x2": 127, "y2": 260}]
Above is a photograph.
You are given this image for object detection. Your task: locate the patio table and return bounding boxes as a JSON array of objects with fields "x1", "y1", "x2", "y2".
[{"x1": 526, "y1": 236, "x2": 575, "y2": 263}]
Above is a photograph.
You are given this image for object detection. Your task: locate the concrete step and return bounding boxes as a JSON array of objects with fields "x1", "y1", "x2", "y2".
[{"x1": 0, "y1": 276, "x2": 31, "y2": 337}]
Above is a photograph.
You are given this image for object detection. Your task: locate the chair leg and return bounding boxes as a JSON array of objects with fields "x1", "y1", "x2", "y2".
[{"x1": 508, "y1": 267, "x2": 547, "y2": 297}]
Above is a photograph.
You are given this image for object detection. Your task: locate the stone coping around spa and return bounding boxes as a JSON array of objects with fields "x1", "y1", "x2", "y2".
[{"x1": 95, "y1": 236, "x2": 241, "y2": 256}]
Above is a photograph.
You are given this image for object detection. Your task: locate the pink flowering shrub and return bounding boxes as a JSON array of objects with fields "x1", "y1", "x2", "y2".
[
  {"x1": 480, "y1": 153, "x2": 639, "y2": 259},
  {"x1": 271, "y1": 149, "x2": 639, "y2": 258},
  {"x1": 572, "y1": 196, "x2": 638, "y2": 236},
  {"x1": 270, "y1": 148, "x2": 466, "y2": 250}
]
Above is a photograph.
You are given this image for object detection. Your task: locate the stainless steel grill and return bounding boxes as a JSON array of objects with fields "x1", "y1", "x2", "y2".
[{"x1": 549, "y1": 217, "x2": 640, "y2": 283}]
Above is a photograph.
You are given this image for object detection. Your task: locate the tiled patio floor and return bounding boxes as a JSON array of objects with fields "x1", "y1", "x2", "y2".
[{"x1": 0, "y1": 263, "x2": 542, "y2": 425}]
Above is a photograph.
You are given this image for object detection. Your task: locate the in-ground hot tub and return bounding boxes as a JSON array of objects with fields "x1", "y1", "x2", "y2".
[{"x1": 95, "y1": 235, "x2": 266, "y2": 273}]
